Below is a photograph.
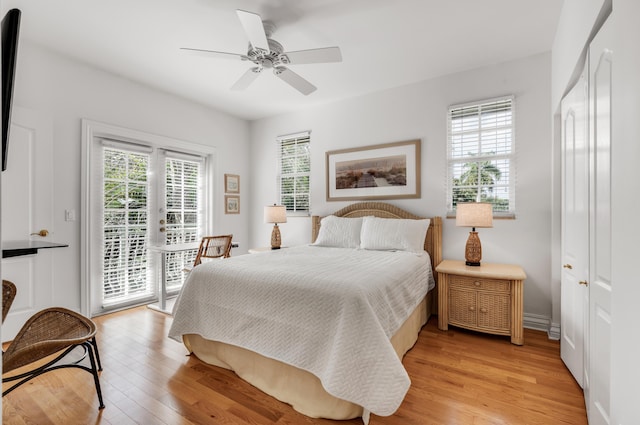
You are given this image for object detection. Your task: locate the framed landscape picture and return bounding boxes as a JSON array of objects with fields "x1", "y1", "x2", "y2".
[
  {"x1": 224, "y1": 174, "x2": 240, "y2": 194},
  {"x1": 326, "y1": 139, "x2": 421, "y2": 201},
  {"x1": 225, "y1": 195, "x2": 240, "y2": 214}
]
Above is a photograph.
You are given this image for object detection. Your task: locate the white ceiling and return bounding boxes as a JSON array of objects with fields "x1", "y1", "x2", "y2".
[{"x1": 3, "y1": 0, "x2": 562, "y2": 121}]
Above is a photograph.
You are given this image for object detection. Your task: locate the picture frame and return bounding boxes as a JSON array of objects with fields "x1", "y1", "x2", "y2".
[
  {"x1": 224, "y1": 174, "x2": 240, "y2": 194},
  {"x1": 326, "y1": 139, "x2": 421, "y2": 201},
  {"x1": 224, "y1": 195, "x2": 240, "y2": 214}
]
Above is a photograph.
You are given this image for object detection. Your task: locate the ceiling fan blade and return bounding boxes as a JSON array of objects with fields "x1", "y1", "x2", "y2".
[
  {"x1": 180, "y1": 47, "x2": 248, "y2": 61},
  {"x1": 231, "y1": 67, "x2": 262, "y2": 91},
  {"x1": 274, "y1": 67, "x2": 317, "y2": 95},
  {"x1": 284, "y1": 47, "x2": 342, "y2": 64},
  {"x1": 236, "y1": 9, "x2": 270, "y2": 52}
]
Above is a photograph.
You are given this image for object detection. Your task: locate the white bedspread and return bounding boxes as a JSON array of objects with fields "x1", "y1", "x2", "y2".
[{"x1": 168, "y1": 245, "x2": 434, "y2": 416}]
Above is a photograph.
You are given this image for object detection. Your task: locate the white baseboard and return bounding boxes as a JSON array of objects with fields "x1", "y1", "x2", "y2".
[
  {"x1": 523, "y1": 313, "x2": 560, "y2": 340},
  {"x1": 548, "y1": 322, "x2": 561, "y2": 340}
]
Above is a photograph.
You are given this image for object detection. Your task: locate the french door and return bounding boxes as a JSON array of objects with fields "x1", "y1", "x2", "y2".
[{"x1": 83, "y1": 121, "x2": 215, "y2": 316}]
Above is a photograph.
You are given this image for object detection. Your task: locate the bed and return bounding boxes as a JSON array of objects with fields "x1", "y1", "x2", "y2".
[{"x1": 168, "y1": 202, "x2": 442, "y2": 421}]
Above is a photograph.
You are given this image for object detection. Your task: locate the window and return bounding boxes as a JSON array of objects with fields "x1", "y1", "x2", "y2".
[
  {"x1": 163, "y1": 153, "x2": 204, "y2": 292},
  {"x1": 86, "y1": 127, "x2": 213, "y2": 316},
  {"x1": 100, "y1": 146, "x2": 206, "y2": 307},
  {"x1": 102, "y1": 147, "x2": 151, "y2": 303},
  {"x1": 278, "y1": 132, "x2": 310, "y2": 214},
  {"x1": 447, "y1": 96, "x2": 515, "y2": 216}
]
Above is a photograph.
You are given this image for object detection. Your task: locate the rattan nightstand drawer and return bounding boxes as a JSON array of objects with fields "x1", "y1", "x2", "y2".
[{"x1": 449, "y1": 275, "x2": 511, "y2": 293}]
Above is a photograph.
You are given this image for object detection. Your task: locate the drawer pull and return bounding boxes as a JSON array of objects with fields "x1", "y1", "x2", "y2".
[
  {"x1": 469, "y1": 306, "x2": 475, "y2": 311},
  {"x1": 474, "y1": 281, "x2": 481, "y2": 287},
  {"x1": 480, "y1": 307, "x2": 488, "y2": 313}
]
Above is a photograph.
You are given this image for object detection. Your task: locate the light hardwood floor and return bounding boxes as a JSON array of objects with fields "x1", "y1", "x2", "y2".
[{"x1": 2, "y1": 306, "x2": 587, "y2": 425}]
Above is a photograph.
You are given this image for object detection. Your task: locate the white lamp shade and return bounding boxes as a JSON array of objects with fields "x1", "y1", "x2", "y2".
[
  {"x1": 264, "y1": 205, "x2": 287, "y2": 224},
  {"x1": 456, "y1": 202, "x2": 493, "y2": 228}
]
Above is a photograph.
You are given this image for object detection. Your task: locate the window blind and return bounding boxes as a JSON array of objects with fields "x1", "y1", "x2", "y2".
[
  {"x1": 102, "y1": 146, "x2": 153, "y2": 303},
  {"x1": 163, "y1": 152, "x2": 204, "y2": 291},
  {"x1": 447, "y1": 96, "x2": 515, "y2": 215},
  {"x1": 278, "y1": 131, "x2": 310, "y2": 214}
]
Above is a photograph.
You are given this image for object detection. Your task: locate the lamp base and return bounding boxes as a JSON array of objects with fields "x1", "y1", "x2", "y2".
[
  {"x1": 270, "y1": 223, "x2": 282, "y2": 249},
  {"x1": 464, "y1": 231, "x2": 482, "y2": 266}
]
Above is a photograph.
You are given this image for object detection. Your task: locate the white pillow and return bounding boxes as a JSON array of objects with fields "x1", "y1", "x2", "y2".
[
  {"x1": 360, "y1": 216, "x2": 430, "y2": 253},
  {"x1": 313, "y1": 215, "x2": 363, "y2": 248}
]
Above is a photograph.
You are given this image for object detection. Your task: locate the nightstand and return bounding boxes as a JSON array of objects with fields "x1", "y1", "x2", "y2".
[{"x1": 435, "y1": 259, "x2": 526, "y2": 345}]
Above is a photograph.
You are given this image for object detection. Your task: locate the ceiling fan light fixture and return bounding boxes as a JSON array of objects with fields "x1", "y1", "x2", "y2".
[{"x1": 182, "y1": 9, "x2": 342, "y2": 96}]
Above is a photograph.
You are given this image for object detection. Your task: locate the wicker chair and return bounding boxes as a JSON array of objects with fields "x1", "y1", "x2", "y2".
[
  {"x1": 2, "y1": 280, "x2": 17, "y2": 323},
  {"x1": 2, "y1": 307, "x2": 105, "y2": 409},
  {"x1": 184, "y1": 235, "x2": 233, "y2": 272}
]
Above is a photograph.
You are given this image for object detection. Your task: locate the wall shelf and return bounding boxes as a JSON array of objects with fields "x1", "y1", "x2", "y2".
[{"x1": 2, "y1": 240, "x2": 69, "y2": 258}]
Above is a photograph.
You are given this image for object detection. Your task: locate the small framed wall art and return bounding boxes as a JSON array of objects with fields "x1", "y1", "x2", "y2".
[
  {"x1": 224, "y1": 174, "x2": 240, "y2": 194},
  {"x1": 225, "y1": 195, "x2": 240, "y2": 214}
]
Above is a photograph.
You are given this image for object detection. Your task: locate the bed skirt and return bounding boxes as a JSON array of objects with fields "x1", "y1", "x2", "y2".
[{"x1": 182, "y1": 291, "x2": 433, "y2": 420}]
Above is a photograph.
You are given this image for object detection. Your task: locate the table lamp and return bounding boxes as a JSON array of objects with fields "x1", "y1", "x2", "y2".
[
  {"x1": 456, "y1": 202, "x2": 493, "y2": 266},
  {"x1": 264, "y1": 204, "x2": 287, "y2": 249}
]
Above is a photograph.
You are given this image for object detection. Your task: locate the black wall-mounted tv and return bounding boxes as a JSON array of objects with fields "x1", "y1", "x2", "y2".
[{"x1": 2, "y1": 8, "x2": 21, "y2": 172}]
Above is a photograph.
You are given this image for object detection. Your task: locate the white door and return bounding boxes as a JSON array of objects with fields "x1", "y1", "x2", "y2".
[
  {"x1": 83, "y1": 122, "x2": 214, "y2": 316},
  {"x1": 560, "y1": 65, "x2": 589, "y2": 388},
  {"x1": 1, "y1": 107, "x2": 55, "y2": 340},
  {"x1": 92, "y1": 143, "x2": 206, "y2": 314},
  {"x1": 587, "y1": 19, "x2": 612, "y2": 425}
]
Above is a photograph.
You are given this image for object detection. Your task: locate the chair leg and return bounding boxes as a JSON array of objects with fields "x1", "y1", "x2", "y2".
[
  {"x1": 85, "y1": 341, "x2": 105, "y2": 409},
  {"x1": 3, "y1": 342, "x2": 105, "y2": 410},
  {"x1": 90, "y1": 336, "x2": 103, "y2": 371}
]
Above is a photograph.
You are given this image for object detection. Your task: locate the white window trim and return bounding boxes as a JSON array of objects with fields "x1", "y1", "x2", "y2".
[
  {"x1": 446, "y1": 95, "x2": 516, "y2": 218},
  {"x1": 277, "y1": 130, "x2": 311, "y2": 217},
  {"x1": 81, "y1": 119, "x2": 217, "y2": 316}
]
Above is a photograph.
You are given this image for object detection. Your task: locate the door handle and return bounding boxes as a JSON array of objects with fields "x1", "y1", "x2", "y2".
[
  {"x1": 563, "y1": 264, "x2": 573, "y2": 269},
  {"x1": 578, "y1": 280, "x2": 588, "y2": 286},
  {"x1": 30, "y1": 229, "x2": 49, "y2": 237}
]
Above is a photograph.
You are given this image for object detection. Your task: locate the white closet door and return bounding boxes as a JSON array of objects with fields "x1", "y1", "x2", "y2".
[
  {"x1": 587, "y1": 18, "x2": 612, "y2": 425},
  {"x1": 560, "y1": 64, "x2": 589, "y2": 388}
]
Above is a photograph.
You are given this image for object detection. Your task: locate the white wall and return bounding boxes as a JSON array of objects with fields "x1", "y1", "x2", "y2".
[
  {"x1": 250, "y1": 53, "x2": 553, "y2": 322},
  {"x1": 4, "y1": 41, "x2": 250, "y2": 311},
  {"x1": 551, "y1": 0, "x2": 610, "y2": 108}
]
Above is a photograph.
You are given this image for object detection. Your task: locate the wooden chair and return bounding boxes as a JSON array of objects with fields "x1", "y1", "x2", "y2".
[
  {"x1": 2, "y1": 307, "x2": 105, "y2": 409},
  {"x1": 2, "y1": 280, "x2": 17, "y2": 324},
  {"x1": 184, "y1": 235, "x2": 233, "y2": 273}
]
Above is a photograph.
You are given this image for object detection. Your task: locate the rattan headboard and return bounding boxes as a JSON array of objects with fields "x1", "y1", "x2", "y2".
[{"x1": 311, "y1": 202, "x2": 442, "y2": 273}]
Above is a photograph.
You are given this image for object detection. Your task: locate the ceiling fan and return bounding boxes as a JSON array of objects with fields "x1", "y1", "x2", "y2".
[{"x1": 181, "y1": 9, "x2": 342, "y2": 95}]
